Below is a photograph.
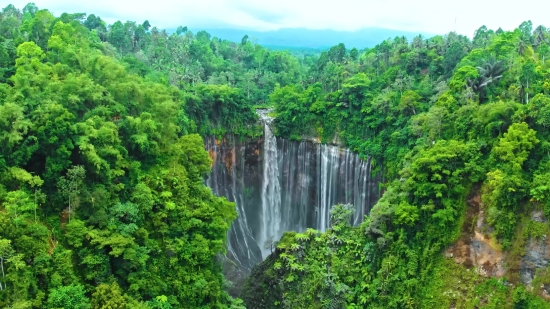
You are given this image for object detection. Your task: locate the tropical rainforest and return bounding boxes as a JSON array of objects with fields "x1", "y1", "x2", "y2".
[{"x1": 1, "y1": 2, "x2": 550, "y2": 309}]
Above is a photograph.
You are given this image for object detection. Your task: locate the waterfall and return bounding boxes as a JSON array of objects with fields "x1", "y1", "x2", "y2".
[
  {"x1": 258, "y1": 111, "x2": 282, "y2": 258},
  {"x1": 205, "y1": 111, "x2": 380, "y2": 272},
  {"x1": 205, "y1": 137, "x2": 263, "y2": 270}
]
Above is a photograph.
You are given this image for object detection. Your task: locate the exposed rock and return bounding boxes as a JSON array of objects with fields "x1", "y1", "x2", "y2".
[
  {"x1": 206, "y1": 135, "x2": 264, "y2": 297},
  {"x1": 219, "y1": 255, "x2": 252, "y2": 297},
  {"x1": 520, "y1": 211, "x2": 550, "y2": 286},
  {"x1": 532, "y1": 210, "x2": 545, "y2": 223},
  {"x1": 445, "y1": 186, "x2": 505, "y2": 277},
  {"x1": 446, "y1": 187, "x2": 550, "y2": 289}
]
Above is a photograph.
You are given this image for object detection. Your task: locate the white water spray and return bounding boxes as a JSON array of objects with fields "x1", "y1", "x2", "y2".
[{"x1": 258, "y1": 110, "x2": 282, "y2": 258}]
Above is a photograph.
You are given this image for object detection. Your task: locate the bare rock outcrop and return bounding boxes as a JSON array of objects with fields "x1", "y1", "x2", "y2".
[
  {"x1": 445, "y1": 189, "x2": 505, "y2": 277},
  {"x1": 446, "y1": 187, "x2": 550, "y2": 291},
  {"x1": 520, "y1": 211, "x2": 550, "y2": 286}
]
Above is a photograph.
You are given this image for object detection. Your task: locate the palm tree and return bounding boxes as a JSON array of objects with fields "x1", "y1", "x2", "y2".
[
  {"x1": 516, "y1": 39, "x2": 527, "y2": 56},
  {"x1": 427, "y1": 36, "x2": 445, "y2": 55},
  {"x1": 470, "y1": 56, "x2": 506, "y2": 103},
  {"x1": 533, "y1": 25, "x2": 549, "y2": 46},
  {"x1": 477, "y1": 56, "x2": 506, "y2": 87},
  {"x1": 412, "y1": 35, "x2": 424, "y2": 49}
]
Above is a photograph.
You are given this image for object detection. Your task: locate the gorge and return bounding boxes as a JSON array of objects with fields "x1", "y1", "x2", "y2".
[{"x1": 205, "y1": 111, "x2": 381, "y2": 273}]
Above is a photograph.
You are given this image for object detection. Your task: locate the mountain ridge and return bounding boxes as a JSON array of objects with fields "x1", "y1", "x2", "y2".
[{"x1": 180, "y1": 27, "x2": 437, "y2": 49}]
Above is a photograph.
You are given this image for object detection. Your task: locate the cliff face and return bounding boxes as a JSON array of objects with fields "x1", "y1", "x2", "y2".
[
  {"x1": 207, "y1": 135, "x2": 265, "y2": 271},
  {"x1": 521, "y1": 211, "x2": 550, "y2": 298},
  {"x1": 445, "y1": 188, "x2": 505, "y2": 278},
  {"x1": 446, "y1": 185, "x2": 550, "y2": 298},
  {"x1": 206, "y1": 136, "x2": 264, "y2": 296},
  {"x1": 205, "y1": 132, "x2": 381, "y2": 296}
]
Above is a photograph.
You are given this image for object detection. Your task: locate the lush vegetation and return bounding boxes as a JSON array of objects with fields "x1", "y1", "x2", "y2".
[
  {"x1": 244, "y1": 19, "x2": 550, "y2": 309},
  {"x1": 0, "y1": 3, "x2": 268, "y2": 308},
  {"x1": 2, "y1": 2, "x2": 550, "y2": 308}
]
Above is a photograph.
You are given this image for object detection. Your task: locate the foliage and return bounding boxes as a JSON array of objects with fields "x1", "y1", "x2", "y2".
[
  {"x1": 2, "y1": 3, "x2": 550, "y2": 309},
  {"x1": 0, "y1": 4, "x2": 241, "y2": 308},
  {"x1": 245, "y1": 21, "x2": 550, "y2": 308}
]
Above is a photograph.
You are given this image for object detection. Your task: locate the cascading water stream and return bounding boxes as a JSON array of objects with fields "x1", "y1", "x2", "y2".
[
  {"x1": 205, "y1": 110, "x2": 380, "y2": 272},
  {"x1": 258, "y1": 111, "x2": 282, "y2": 258},
  {"x1": 205, "y1": 137, "x2": 263, "y2": 270}
]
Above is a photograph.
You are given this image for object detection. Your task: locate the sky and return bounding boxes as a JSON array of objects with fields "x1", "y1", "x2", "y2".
[{"x1": 4, "y1": 0, "x2": 549, "y2": 37}]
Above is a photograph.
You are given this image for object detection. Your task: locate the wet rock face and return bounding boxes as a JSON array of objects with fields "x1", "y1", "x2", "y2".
[
  {"x1": 521, "y1": 238, "x2": 550, "y2": 285},
  {"x1": 206, "y1": 135, "x2": 380, "y2": 262},
  {"x1": 206, "y1": 136, "x2": 265, "y2": 297},
  {"x1": 206, "y1": 135, "x2": 265, "y2": 271},
  {"x1": 205, "y1": 133, "x2": 381, "y2": 296},
  {"x1": 520, "y1": 211, "x2": 550, "y2": 286}
]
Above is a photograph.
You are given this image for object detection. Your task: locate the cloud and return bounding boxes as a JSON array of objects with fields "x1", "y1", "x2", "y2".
[
  {"x1": 231, "y1": 2, "x2": 289, "y2": 25},
  {"x1": 4, "y1": 0, "x2": 549, "y2": 36}
]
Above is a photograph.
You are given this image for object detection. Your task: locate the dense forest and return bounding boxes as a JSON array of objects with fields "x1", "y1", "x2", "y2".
[
  {"x1": 247, "y1": 15, "x2": 550, "y2": 309},
  {"x1": 1, "y1": 2, "x2": 550, "y2": 309}
]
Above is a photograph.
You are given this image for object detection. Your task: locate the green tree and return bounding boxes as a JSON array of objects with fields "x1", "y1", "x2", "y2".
[
  {"x1": 493, "y1": 122, "x2": 539, "y2": 171},
  {"x1": 91, "y1": 282, "x2": 128, "y2": 309},
  {"x1": 22, "y1": 9, "x2": 55, "y2": 48},
  {"x1": 47, "y1": 284, "x2": 90, "y2": 309},
  {"x1": 398, "y1": 90, "x2": 421, "y2": 115},
  {"x1": 443, "y1": 40, "x2": 467, "y2": 76},
  {"x1": 0, "y1": 239, "x2": 14, "y2": 291},
  {"x1": 57, "y1": 165, "x2": 85, "y2": 222},
  {"x1": 22, "y1": 3, "x2": 38, "y2": 17},
  {"x1": 4, "y1": 190, "x2": 35, "y2": 225},
  {"x1": 329, "y1": 204, "x2": 355, "y2": 227},
  {"x1": 519, "y1": 61, "x2": 537, "y2": 104},
  {"x1": 108, "y1": 21, "x2": 131, "y2": 53},
  {"x1": 484, "y1": 122, "x2": 539, "y2": 243}
]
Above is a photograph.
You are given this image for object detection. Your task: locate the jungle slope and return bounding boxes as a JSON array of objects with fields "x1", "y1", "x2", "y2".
[
  {"x1": 0, "y1": 3, "x2": 269, "y2": 308},
  {"x1": 244, "y1": 22, "x2": 550, "y2": 309}
]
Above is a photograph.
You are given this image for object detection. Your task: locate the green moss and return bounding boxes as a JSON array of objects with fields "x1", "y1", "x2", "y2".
[
  {"x1": 525, "y1": 220, "x2": 550, "y2": 239},
  {"x1": 422, "y1": 258, "x2": 549, "y2": 309}
]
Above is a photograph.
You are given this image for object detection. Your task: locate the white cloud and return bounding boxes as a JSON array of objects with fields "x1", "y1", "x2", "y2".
[{"x1": 4, "y1": 0, "x2": 549, "y2": 36}]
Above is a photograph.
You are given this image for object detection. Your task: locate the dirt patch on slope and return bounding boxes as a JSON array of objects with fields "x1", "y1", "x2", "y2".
[{"x1": 445, "y1": 185, "x2": 505, "y2": 277}]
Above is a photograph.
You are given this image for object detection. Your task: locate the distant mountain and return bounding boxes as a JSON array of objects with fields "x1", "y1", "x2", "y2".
[{"x1": 184, "y1": 27, "x2": 437, "y2": 50}]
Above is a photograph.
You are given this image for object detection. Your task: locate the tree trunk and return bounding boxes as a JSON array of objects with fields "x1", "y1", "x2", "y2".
[
  {"x1": 1, "y1": 257, "x2": 5, "y2": 290},
  {"x1": 526, "y1": 78, "x2": 530, "y2": 104},
  {"x1": 520, "y1": 86, "x2": 525, "y2": 104},
  {"x1": 34, "y1": 190, "x2": 37, "y2": 223}
]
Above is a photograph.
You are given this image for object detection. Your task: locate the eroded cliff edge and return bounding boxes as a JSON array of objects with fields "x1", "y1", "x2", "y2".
[{"x1": 446, "y1": 185, "x2": 550, "y2": 299}]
